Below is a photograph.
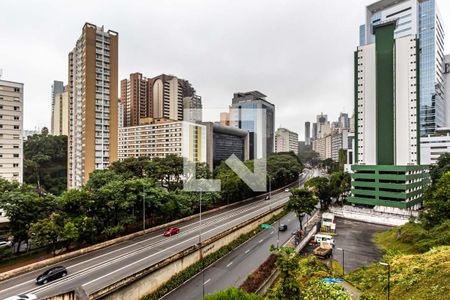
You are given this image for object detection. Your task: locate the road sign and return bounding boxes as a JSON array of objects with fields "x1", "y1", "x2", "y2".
[{"x1": 261, "y1": 224, "x2": 272, "y2": 229}]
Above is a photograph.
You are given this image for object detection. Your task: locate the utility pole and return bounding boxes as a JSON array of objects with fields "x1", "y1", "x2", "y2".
[
  {"x1": 142, "y1": 185, "x2": 146, "y2": 231},
  {"x1": 380, "y1": 262, "x2": 390, "y2": 300}
]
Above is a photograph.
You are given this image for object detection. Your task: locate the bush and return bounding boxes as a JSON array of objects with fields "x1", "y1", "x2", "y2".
[
  {"x1": 240, "y1": 253, "x2": 277, "y2": 293},
  {"x1": 204, "y1": 288, "x2": 262, "y2": 300}
]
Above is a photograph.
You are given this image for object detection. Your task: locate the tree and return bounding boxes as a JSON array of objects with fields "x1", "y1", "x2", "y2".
[
  {"x1": 329, "y1": 171, "x2": 351, "y2": 205},
  {"x1": 305, "y1": 177, "x2": 333, "y2": 211},
  {"x1": 268, "y1": 247, "x2": 302, "y2": 300},
  {"x1": 287, "y1": 188, "x2": 317, "y2": 230},
  {"x1": 109, "y1": 156, "x2": 150, "y2": 179},
  {"x1": 420, "y1": 172, "x2": 450, "y2": 229},
  {"x1": 0, "y1": 189, "x2": 56, "y2": 252},
  {"x1": 23, "y1": 130, "x2": 67, "y2": 195},
  {"x1": 429, "y1": 153, "x2": 450, "y2": 185},
  {"x1": 204, "y1": 288, "x2": 262, "y2": 300}
]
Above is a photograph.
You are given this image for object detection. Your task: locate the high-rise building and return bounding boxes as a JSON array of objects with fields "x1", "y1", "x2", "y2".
[
  {"x1": 51, "y1": 85, "x2": 69, "y2": 136},
  {"x1": 68, "y1": 23, "x2": 118, "y2": 188},
  {"x1": 338, "y1": 112, "x2": 350, "y2": 129},
  {"x1": 120, "y1": 72, "x2": 149, "y2": 127},
  {"x1": 51, "y1": 81, "x2": 64, "y2": 134},
  {"x1": 312, "y1": 122, "x2": 318, "y2": 140},
  {"x1": 421, "y1": 128, "x2": 450, "y2": 165},
  {"x1": 305, "y1": 121, "x2": 311, "y2": 145},
  {"x1": 230, "y1": 91, "x2": 275, "y2": 159},
  {"x1": 275, "y1": 128, "x2": 299, "y2": 154},
  {"x1": 445, "y1": 55, "x2": 450, "y2": 127},
  {"x1": 360, "y1": 0, "x2": 446, "y2": 154},
  {"x1": 0, "y1": 79, "x2": 23, "y2": 183},
  {"x1": 351, "y1": 14, "x2": 429, "y2": 212},
  {"x1": 118, "y1": 118, "x2": 206, "y2": 163},
  {"x1": 120, "y1": 73, "x2": 199, "y2": 126}
]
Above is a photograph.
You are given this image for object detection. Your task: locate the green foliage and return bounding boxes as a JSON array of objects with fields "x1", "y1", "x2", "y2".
[
  {"x1": 23, "y1": 129, "x2": 67, "y2": 195},
  {"x1": 305, "y1": 177, "x2": 333, "y2": 211},
  {"x1": 267, "y1": 247, "x2": 302, "y2": 300},
  {"x1": 267, "y1": 152, "x2": 303, "y2": 190},
  {"x1": 298, "y1": 145, "x2": 320, "y2": 166},
  {"x1": 241, "y1": 254, "x2": 277, "y2": 293},
  {"x1": 303, "y1": 280, "x2": 352, "y2": 300},
  {"x1": 347, "y1": 246, "x2": 450, "y2": 300},
  {"x1": 420, "y1": 172, "x2": 450, "y2": 229},
  {"x1": 329, "y1": 171, "x2": 351, "y2": 204},
  {"x1": 204, "y1": 288, "x2": 262, "y2": 300},
  {"x1": 287, "y1": 188, "x2": 317, "y2": 230},
  {"x1": 429, "y1": 153, "x2": 450, "y2": 185}
]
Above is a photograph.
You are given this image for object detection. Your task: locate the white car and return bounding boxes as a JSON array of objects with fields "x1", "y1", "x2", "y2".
[
  {"x1": 5, "y1": 294, "x2": 38, "y2": 300},
  {"x1": 284, "y1": 188, "x2": 290, "y2": 192},
  {"x1": 0, "y1": 240, "x2": 12, "y2": 248}
]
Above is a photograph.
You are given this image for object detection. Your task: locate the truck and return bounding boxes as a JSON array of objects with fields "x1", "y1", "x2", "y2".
[
  {"x1": 313, "y1": 241, "x2": 333, "y2": 259},
  {"x1": 321, "y1": 213, "x2": 336, "y2": 233}
]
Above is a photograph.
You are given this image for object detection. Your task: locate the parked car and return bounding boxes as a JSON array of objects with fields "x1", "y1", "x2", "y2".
[
  {"x1": 5, "y1": 294, "x2": 37, "y2": 300},
  {"x1": 164, "y1": 227, "x2": 180, "y2": 236},
  {"x1": 264, "y1": 195, "x2": 270, "y2": 200},
  {"x1": 279, "y1": 224, "x2": 288, "y2": 231},
  {"x1": 284, "y1": 188, "x2": 290, "y2": 192},
  {"x1": 36, "y1": 266, "x2": 67, "y2": 285},
  {"x1": 0, "y1": 240, "x2": 12, "y2": 248}
]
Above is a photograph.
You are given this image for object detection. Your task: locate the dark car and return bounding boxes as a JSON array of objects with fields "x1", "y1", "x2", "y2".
[
  {"x1": 36, "y1": 266, "x2": 67, "y2": 285},
  {"x1": 164, "y1": 227, "x2": 180, "y2": 236},
  {"x1": 279, "y1": 224, "x2": 288, "y2": 231}
]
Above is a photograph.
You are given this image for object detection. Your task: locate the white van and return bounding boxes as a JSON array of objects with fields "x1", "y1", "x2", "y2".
[{"x1": 314, "y1": 234, "x2": 335, "y2": 246}]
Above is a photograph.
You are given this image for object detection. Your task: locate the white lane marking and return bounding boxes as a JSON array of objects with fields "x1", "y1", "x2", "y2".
[
  {"x1": 258, "y1": 239, "x2": 264, "y2": 243},
  {"x1": 203, "y1": 279, "x2": 211, "y2": 285},
  {"x1": 245, "y1": 249, "x2": 250, "y2": 254},
  {"x1": 226, "y1": 262, "x2": 233, "y2": 268},
  {"x1": 81, "y1": 199, "x2": 289, "y2": 288}
]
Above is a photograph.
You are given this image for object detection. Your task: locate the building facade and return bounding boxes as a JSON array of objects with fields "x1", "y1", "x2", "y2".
[
  {"x1": 118, "y1": 118, "x2": 206, "y2": 163},
  {"x1": 360, "y1": 0, "x2": 446, "y2": 161},
  {"x1": 51, "y1": 80, "x2": 64, "y2": 134},
  {"x1": 351, "y1": 17, "x2": 429, "y2": 212},
  {"x1": 230, "y1": 91, "x2": 275, "y2": 159},
  {"x1": 51, "y1": 85, "x2": 69, "y2": 136},
  {"x1": 0, "y1": 79, "x2": 23, "y2": 183},
  {"x1": 274, "y1": 127, "x2": 299, "y2": 154},
  {"x1": 420, "y1": 128, "x2": 450, "y2": 164},
  {"x1": 304, "y1": 121, "x2": 311, "y2": 146},
  {"x1": 68, "y1": 23, "x2": 118, "y2": 188}
]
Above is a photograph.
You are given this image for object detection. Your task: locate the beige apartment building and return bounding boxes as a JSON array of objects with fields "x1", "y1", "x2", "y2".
[
  {"x1": 51, "y1": 85, "x2": 69, "y2": 136},
  {"x1": 0, "y1": 79, "x2": 23, "y2": 183},
  {"x1": 274, "y1": 127, "x2": 299, "y2": 154},
  {"x1": 118, "y1": 118, "x2": 206, "y2": 163},
  {"x1": 68, "y1": 23, "x2": 118, "y2": 188}
]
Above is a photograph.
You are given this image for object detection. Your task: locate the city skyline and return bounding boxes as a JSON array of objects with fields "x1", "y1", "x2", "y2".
[{"x1": 3, "y1": 0, "x2": 450, "y2": 140}]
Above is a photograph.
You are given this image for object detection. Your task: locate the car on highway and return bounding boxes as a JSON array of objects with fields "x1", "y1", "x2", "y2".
[
  {"x1": 0, "y1": 240, "x2": 12, "y2": 248},
  {"x1": 284, "y1": 188, "x2": 290, "y2": 192},
  {"x1": 4, "y1": 294, "x2": 37, "y2": 300},
  {"x1": 36, "y1": 266, "x2": 68, "y2": 285},
  {"x1": 279, "y1": 224, "x2": 288, "y2": 231},
  {"x1": 164, "y1": 227, "x2": 180, "y2": 236},
  {"x1": 264, "y1": 195, "x2": 270, "y2": 200}
]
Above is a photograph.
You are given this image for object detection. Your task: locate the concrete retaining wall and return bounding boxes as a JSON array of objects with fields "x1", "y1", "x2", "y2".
[
  {"x1": 1, "y1": 181, "x2": 298, "y2": 282},
  {"x1": 88, "y1": 207, "x2": 285, "y2": 300},
  {"x1": 330, "y1": 206, "x2": 407, "y2": 226}
]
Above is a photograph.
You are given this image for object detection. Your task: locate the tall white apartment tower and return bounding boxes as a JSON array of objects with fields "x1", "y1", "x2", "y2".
[
  {"x1": 68, "y1": 23, "x2": 118, "y2": 188},
  {"x1": 360, "y1": 0, "x2": 446, "y2": 155},
  {"x1": 0, "y1": 79, "x2": 24, "y2": 183}
]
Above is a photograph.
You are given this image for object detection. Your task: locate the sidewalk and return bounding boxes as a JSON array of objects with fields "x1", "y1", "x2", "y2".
[{"x1": 338, "y1": 281, "x2": 361, "y2": 300}]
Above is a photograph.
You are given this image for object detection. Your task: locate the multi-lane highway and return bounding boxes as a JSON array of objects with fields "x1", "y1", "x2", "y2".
[
  {"x1": 164, "y1": 169, "x2": 320, "y2": 300},
  {"x1": 0, "y1": 169, "x2": 315, "y2": 299}
]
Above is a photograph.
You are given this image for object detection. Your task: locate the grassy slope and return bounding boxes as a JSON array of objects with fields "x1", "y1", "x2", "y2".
[
  {"x1": 372, "y1": 223, "x2": 423, "y2": 255},
  {"x1": 347, "y1": 246, "x2": 450, "y2": 300}
]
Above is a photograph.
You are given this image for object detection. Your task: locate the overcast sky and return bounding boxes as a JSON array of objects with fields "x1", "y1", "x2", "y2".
[{"x1": 1, "y1": 0, "x2": 449, "y2": 140}]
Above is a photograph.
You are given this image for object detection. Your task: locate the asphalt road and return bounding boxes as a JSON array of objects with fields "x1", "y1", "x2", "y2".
[
  {"x1": 164, "y1": 212, "x2": 302, "y2": 300},
  {"x1": 0, "y1": 169, "x2": 315, "y2": 300},
  {"x1": 164, "y1": 169, "x2": 320, "y2": 300}
]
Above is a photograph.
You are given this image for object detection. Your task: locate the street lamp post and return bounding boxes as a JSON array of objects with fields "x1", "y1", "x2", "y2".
[
  {"x1": 199, "y1": 191, "x2": 205, "y2": 299},
  {"x1": 380, "y1": 262, "x2": 391, "y2": 300},
  {"x1": 142, "y1": 185, "x2": 146, "y2": 231},
  {"x1": 337, "y1": 247, "x2": 345, "y2": 277},
  {"x1": 225, "y1": 175, "x2": 229, "y2": 206}
]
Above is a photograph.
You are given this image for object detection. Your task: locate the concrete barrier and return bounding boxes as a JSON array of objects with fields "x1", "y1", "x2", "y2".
[
  {"x1": 0, "y1": 181, "x2": 298, "y2": 282},
  {"x1": 330, "y1": 206, "x2": 407, "y2": 226},
  {"x1": 88, "y1": 206, "x2": 285, "y2": 300}
]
